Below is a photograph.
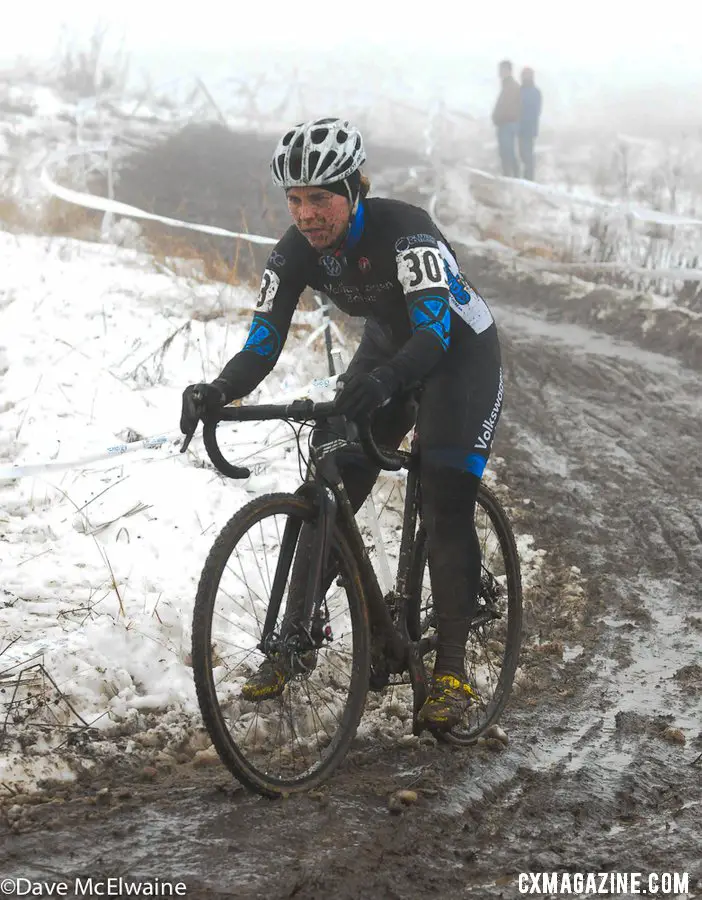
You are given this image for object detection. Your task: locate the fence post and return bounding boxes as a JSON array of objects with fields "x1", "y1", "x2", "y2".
[
  {"x1": 101, "y1": 141, "x2": 115, "y2": 240},
  {"x1": 313, "y1": 293, "x2": 336, "y2": 376}
]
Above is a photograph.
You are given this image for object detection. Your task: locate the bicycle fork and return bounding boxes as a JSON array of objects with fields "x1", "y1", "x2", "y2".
[{"x1": 259, "y1": 482, "x2": 337, "y2": 655}]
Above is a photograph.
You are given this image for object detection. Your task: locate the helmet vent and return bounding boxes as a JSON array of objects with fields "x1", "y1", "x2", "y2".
[
  {"x1": 288, "y1": 149, "x2": 303, "y2": 181},
  {"x1": 316, "y1": 151, "x2": 338, "y2": 176}
]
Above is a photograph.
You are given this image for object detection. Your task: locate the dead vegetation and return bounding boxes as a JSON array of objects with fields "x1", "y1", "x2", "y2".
[{"x1": 52, "y1": 25, "x2": 129, "y2": 99}]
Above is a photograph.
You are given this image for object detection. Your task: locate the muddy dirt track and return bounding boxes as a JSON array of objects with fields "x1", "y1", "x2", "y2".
[{"x1": 3, "y1": 240, "x2": 700, "y2": 898}]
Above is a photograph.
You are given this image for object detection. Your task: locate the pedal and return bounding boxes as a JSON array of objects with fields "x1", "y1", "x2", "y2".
[
  {"x1": 368, "y1": 667, "x2": 390, "y2": 692},
  {"x1": 387, "y1": 674, "x2": 412, "y2": 687}
]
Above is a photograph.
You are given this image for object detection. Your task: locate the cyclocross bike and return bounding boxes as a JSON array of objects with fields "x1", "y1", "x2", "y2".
[{"x1": 182, "y1": 399, "x2": 522, "y2": 798}]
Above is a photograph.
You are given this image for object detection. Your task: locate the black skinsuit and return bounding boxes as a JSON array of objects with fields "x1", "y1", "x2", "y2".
[{"x1": 214, "y1": 197, "x2": 504, "y2": 676}]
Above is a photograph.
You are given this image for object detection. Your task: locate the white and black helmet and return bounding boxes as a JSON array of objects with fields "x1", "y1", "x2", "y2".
[{"x1": 270, "y1": 118, "x2": 366, "y2": 189}]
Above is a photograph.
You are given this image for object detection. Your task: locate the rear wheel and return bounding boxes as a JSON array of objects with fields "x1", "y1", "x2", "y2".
[
  {"x1": 407, "y1": 483, "x2": 522, "y2": 743},
  {"x1": 192, "y1": 492, "x2": 370, "y2": 796}
]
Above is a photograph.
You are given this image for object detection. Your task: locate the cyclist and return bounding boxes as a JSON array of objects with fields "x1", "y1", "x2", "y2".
[{"x1": 180, "y1": 118, "x2": 504, "y2": 731}]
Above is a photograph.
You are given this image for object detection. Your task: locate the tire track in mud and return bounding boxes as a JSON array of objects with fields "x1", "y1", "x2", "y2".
[{"x1": 2, "y1": 299, "x2": 701, "y2": 898}]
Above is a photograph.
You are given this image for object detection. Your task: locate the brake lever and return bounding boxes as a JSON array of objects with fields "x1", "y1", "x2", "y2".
[
  {"x1": 180, "y1": 386, "x2": 208, "y2": 454},
  {"x1": 180, "y1": 423, "x2": 198, "y2": 454}
]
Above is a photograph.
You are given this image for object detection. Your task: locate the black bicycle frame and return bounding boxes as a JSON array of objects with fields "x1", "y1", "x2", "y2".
[
  {"x1": 302, "y1": 432, "x2": 410, "y2": 671},
  {"x1": 187, "y1": 400, "x2": 429, "y2": 703}
]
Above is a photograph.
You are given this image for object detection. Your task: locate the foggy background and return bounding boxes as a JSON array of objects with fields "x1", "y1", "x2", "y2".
[
  {"x1": 3, "y1": 0, "x2": 702, "y2": 133},
  {"x1": 3, "y1": 0, "x2": 702, "y2": 303}
]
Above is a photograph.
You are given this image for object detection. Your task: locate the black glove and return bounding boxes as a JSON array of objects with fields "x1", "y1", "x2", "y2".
[
  {"x1": 335, "y1": 366, "x2": 398, "y2": 420},
  {"x1": 180, "y1": 383, "x2": 226, "y2": 435}
]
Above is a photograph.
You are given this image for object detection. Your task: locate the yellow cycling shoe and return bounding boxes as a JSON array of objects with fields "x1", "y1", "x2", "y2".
[
  {"x1": 240, "y1": 650, "x2": 317, "y2": 702},
  {"x1": 417, "y1": 673, "x2": 478, "y2": 731},
  {"x1": 241, "y1": 658, "x2": 289, "y2": 702}
]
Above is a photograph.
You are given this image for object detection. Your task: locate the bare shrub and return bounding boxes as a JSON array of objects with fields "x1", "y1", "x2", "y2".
[{"x1": 53, "y1": 25, "x2": 129, "y2": 98}]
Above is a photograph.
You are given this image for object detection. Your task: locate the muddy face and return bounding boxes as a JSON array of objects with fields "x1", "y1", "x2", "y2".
[{"x1": 286, "y1": 186, "x2": 351, "y2": 251}]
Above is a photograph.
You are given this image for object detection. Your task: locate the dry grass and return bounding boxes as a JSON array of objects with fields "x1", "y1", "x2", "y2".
[
  {"x1": 0, "y1": 195, "x2": 31, "y2": 231},
  {"x1": 35, "y1": 197, "x2": 102, "y2": 239},
  {"x1": 476, "y1": 223, "x2": 564, "y2": 261},
  {"x1": 0, "y1": 181, "x2": 248, "y2": 295},
  {"x1": 0, "y1": 188, "x2": 102, "y2": 240},
  {"x1": 142, "y1": 228, "x2": 257, "y2": 290}
]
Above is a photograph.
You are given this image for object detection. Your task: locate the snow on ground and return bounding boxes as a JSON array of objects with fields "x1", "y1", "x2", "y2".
[
  {"x1": 0, "y1": 229, "x2": 543, "y2": 793},
  {"x1": 0, "y1": 230, "x2": 334, "y2": 791}
]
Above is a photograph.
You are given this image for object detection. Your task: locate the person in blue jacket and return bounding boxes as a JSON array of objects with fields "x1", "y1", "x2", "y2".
[{"x1": 518, "y1": 67, "x2": 542, "y2": 181}]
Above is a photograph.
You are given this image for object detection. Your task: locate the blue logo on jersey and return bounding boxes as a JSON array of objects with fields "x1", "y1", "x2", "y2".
[
  {"x1": 243, "y1": 316, "x2": 281, "y2": 360},
  {"x1": 409, "y1": 296, "x2": 450, "y2": 350},
  {"x1": 444, "y1": 264, "x2": 472, "y2": 307}
]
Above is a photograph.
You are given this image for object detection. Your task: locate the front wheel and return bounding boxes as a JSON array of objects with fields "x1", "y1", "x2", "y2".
[
  {"x1": 407, "y1": 483, "x2": 523, "y2": 744},
  {"x1": 192, "y1": 492, "x2": 370, "y2": 796}
]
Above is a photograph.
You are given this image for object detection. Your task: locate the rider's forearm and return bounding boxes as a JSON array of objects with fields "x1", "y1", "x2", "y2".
[
  {"x1": 212, "y1": 298, "x2": 294, "y2": 402},
  {"x1": 385, "y1": 329, "x2": 448, "y2": 392},
  {"x1": 212, "y1": 351, "x2": 274, "y2": 403}
]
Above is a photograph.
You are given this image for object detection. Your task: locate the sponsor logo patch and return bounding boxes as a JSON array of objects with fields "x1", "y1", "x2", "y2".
[
  {"x1": 409, "y1": 295, "x2": 450, "y2": 349},
  {"x1": 243, "y1": 316, "x2": 281, "y2": 360},
  {"x1": 267, "y1": 250, "x2": 286, "y2": 268},
  {"x1": 473, "y1": 369, "x2": 504, "y2": 450},
  {"x1": 320, "y1": 255, "x2": 342, "y2": 276},
  {"x1": 395, "y1": 233, "x2": 438, "y2": 253}
]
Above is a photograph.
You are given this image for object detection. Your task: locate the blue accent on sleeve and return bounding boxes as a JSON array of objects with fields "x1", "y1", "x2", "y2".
[
  {"x1": 464, "y1": 453, "x2": 488, "y2": 477},
  {"x1": 409, "y1": 295, "x2": 450, "y2": 350},
  {"x1": 242, "y1": 316, "x2": 282, "y2": 360},
  {"x1": 423, "y1": 447, "x2": 488, "y2": 477}
]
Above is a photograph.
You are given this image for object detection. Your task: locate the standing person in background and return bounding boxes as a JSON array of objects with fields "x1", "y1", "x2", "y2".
[
  {"x1": 491, "y1": 60, "x2": 521, "y2": 177},
  {"x1": 518, "y1": 67, "x2": 542, "y2": 181}
]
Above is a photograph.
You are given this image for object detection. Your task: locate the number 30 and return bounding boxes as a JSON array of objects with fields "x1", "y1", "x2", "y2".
[{"x1": 405, "y1": 250, "x2": 442, "y2": 287}]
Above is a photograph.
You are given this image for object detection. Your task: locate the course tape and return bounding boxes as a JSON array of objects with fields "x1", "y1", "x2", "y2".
[
  {"x1": 515, "y1": 257, "x2": 702, "y2": 285},
  {"x1": 40, "y1": 144, "x2": 278, "y2": 246},
  {"x1": 462, "y1": 165, "x2": 702, "y2": 228},
  {"x1": 0, "y1": 377, "x2": 341, "y2": 482},
  {"x1": 0, "y1": 434, "x2": 178, "y2": 482}
]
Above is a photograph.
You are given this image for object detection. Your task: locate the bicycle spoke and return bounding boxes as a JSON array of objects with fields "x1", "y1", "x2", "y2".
[
  {"x1": 301, "y1": 678, "x2": 333, "y2": 759},
  {"x1": 225, "y1": 554, "x2": 266, "y2": 626},
  {"x1": 245, "y1": 531, "x2": 270, "y2": 625},
  {"x1": 264, "y1": 701, "x2": 286, "y2": 773},
  {"x1": 211, "y1": 601, "x2": 260, "y2": 644}
]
